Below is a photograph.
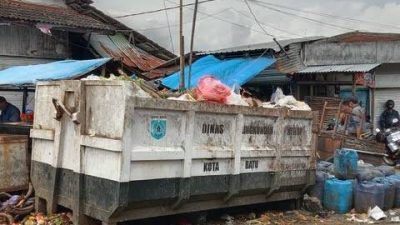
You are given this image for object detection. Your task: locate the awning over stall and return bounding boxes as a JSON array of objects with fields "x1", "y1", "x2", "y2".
[
  {"x1": 161, "y1": 55, "x2": 276, "y2": 89},
  {"x1": 0, "y1": 58, "x2": 110, "y2": 85}
]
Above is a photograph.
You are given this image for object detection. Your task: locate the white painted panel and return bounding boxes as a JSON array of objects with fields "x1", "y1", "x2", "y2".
[
  {"x1": 32, "y1": 139, "x2": 53, "y2": 165},
  {"x1": 85, "y1": 85, "x2": 125, "y2": 139},
  {"x1": 192, "y1": 113, "x2": 235, "y2": 151},
  {"x1": 83, "y1": 147, "x2": 122, "y2": 182},
  {"x1": 241, "y1": 116, "x2": 277, "y2": 150},
  {"x1": 130, "y1": 160, "x2": 183, "y2": 180}
]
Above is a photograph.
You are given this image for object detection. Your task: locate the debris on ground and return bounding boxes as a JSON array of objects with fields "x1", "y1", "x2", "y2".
[
  {"x1": 303, "y1": 194, "x2": 324, "y2": 214},
  {"x1": 17, "y1": 213, "x2": 72, "y2": 225},
  {"x1": 368, "y1": 206, "x2": 387, "y2": 221},
  {"x1": 0, "y1": 184, "x2": 34, "y2": 224}
]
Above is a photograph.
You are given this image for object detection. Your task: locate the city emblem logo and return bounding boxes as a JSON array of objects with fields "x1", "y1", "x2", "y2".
[{"x1": 150, "y1": 117, "x2": 167, "y2": 140}]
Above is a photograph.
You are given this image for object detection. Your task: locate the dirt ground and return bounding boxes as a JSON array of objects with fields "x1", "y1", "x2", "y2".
[{"x1": 205, "y1": 209, "x2": 400, "y2": 225}]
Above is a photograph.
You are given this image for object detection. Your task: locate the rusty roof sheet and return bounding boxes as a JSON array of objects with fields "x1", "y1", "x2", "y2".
[
  {"x1": 89, "y1": 33, "x2": 166, "y2": 73},
  {"x1": 0, "y1": 0, "x2": 113, "y2": 31},
  {"x1": 317, "y1": 31, "x2": 400, "y2": 43},
  {"x1": 297, "y1": 63, "x2": 381, "y2": 74}
]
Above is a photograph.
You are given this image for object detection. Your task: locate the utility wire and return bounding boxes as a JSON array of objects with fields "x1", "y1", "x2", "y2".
[
  {"x1": 163, "y1": 0, "x2": 175, "y2": 53},
  {"x1": 243, "y1": 0, "x2": 289, "y2": 58},
  {"x1": 138, "y1": 8, "x2": 231, "y2": 31},
  {"x1": 253, "y1": 0, "x2": 400, "y2": 31},
  {"x1": 114, "y1": 0, "x2": 218, "y2": 18},
  {"x1": 165, "y1": 0, "x2": 290, "y2": 39},
  {"x1": 243, "y1": 0, "x2": 275, "y2": 37},
  {"x1": 231, "y1": 8, "x2": 302, "y2": 37},
  {"x1": 249, "y1": 1, "x2": 357, "y2": 32}
]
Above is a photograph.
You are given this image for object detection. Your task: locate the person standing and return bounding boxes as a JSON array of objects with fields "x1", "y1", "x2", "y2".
[
  {"x1": 0, "y1": 96, "x2": 21, "y2": 122},
  {"x1": 347, "y1": 98, "x2": 365, "y2": 138},
  {"x1": 380, "y1": 100, "x2": 400, "y2": 129}
]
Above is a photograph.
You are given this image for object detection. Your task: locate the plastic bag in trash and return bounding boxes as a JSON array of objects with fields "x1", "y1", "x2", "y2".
[
  {"x1": 226, "y1": 91, "x2": 249, "y2": 106},
  {"x1": 270, "y1": 87, "x2": 284, "y2": 104},
  {"x1": 195, "y1": 76, "x2": 231, "y2": 103}
]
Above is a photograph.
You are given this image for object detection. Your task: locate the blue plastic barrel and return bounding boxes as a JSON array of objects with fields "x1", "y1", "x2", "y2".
[
  {"x1": 334, "y1": 148, "x2": 358, "y2": 180},
  {"x1": 355, "y1": 181, "x2": 385, "y2": 213},
  {"x1": 386, "y1": 175, "x2": 400, "y2": 208},
  {"x1": 324, "y1": 179, "x2": 353, "y2": 214},
  {"x1": 308, "y1": 171, "x2": 330, "y2": 201},
  {"x1": 372, "y1": 177, "x2": 395, "y2": 210}
]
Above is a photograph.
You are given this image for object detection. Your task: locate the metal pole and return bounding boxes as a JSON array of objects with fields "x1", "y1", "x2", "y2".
[
  {"x1": 179, "y1": 0, "x2": 185, "y2": 90},
  {"x1": 188, "y1": 0, "x2": 199, "y2": 89}
]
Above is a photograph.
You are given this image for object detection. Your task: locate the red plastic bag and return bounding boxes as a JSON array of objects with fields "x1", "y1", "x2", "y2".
[{"x1": 195, "y1": 76, "x2": 231, "y2": 103}]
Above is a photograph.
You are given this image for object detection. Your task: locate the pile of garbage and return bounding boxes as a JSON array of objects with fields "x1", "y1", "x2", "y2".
[
  {"x1": 83, "y1": 74, "x2": 311, "y2": 111},
  {"x1": 16, "y1": 213, "x2": 72, "y2": 225},
  {"x1": 309, "y1": 148, "x2": 400, "y2": 222},
  {"x1": 0, "y1": 184, "x2": 34, "y2": 224}
]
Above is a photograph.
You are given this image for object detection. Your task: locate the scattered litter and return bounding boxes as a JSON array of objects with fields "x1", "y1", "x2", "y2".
[
  {"x1": 226, "y1": 91, "x2": 249, "y2": 106},
  {"x1": 168, "y1": 93, "x2": 196, "y2": 102},
  {"x1": 368, "y1": 206, "x2": 386, "y2": 221},
  {"x1": 247, "y1": 212, "x2": 256, "y2": 220},
  {"x1": 391, "y1": 216, "x2": 400, "y2": 222},
  {"x1": 346, "y1": 213, "x2": 373, "y2": 223},
  {"x1": 388, "y1": 210, "x2": 396, "y2": 216},
  {"x1": 303, "y1": 194, "x2": 324, "y2": 213}
]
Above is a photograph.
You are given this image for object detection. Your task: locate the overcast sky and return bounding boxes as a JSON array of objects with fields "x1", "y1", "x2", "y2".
[{"x1": 93, "y1": 0, "x2": 400, "y2": 54}]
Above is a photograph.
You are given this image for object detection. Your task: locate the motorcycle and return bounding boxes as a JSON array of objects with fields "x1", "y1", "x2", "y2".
[{"x1": 376, "y1": 118, "x2": 400, "y2": 166}]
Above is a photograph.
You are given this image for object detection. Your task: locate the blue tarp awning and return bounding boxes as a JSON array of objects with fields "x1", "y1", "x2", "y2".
[
  {"x1": 161, "y1": 55, "x2": 275, "y2": 89},
  {"x1": 0, "y1": 58, "x2": 111, "y2": 85}
]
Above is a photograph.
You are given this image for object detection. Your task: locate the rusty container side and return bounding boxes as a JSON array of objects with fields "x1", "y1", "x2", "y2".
[
  {"x1": 0, "y1": 134, "x2": 29, "y2": 192},
  {"x1": 317, "y1": 135, "x2": 342, "y2": 160}
]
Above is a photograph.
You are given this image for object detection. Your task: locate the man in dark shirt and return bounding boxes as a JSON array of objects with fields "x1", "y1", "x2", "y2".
[
  {"x1": 380, "y1": 100, "x2": 400, "y2": 129},
  {"x1": 0, "y1": 96, "x2": 21, "y2": 122}
]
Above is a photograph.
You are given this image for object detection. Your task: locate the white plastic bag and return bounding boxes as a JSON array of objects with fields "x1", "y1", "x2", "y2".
[
  {"x1": 226, "y1": 91, "x2": 249, "y2": 106},
  {"x1": 270, "y1": 87, "x2": 284, "y2": 104}
]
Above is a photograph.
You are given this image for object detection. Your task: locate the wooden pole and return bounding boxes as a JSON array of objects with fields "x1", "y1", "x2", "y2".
[
  {"x1": 179, "y1": 0, "x2": 185, "y2": 90},
  {"x1": 188, "y1": 0, "x2": 199, "y2": 89},
  {"x1": 352, "y1": 73, "x2": 356, "y2": 97}
]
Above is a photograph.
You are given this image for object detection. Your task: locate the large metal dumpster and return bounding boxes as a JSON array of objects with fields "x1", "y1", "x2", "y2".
[
  {"x1": 0, "y1": 134, "x2": 29, "y2": 192},
  {"x1": 30, "y1": 80, "x2": 316, "y2": 225}
]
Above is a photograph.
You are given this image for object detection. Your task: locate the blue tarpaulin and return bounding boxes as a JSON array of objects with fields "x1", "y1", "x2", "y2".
[
  {"x1": 161, "y1": 55, "x2": 275, "y2": 89},
  {"x1": 0, "y1": 58, "x2": 110, "y2": 85}
]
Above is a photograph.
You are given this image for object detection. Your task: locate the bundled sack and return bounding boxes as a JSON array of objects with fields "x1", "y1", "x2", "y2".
[
  {"x1": 308, "y1": 171, "x2": 332, "y2": 201},
  {"x1": 317, "y1": 161, "x2": 334, "y2": 174},
  {"x1": 356, "y1": 167, "x2": 384, "y2": 181},
  {"x1": 195, "y1": 76, "x2": 231, "y2": 103},
  {"x1": 376, "y1": 165, "x2": 395, "y2": 176}
]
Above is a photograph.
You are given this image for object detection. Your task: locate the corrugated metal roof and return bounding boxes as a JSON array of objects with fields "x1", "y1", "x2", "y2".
[
  {"x1": 89, "y1": 34, "x2": 166, "y2": 73},
  {"x1": 297, "y1": 63, "x2": 381, "y2": 74},
  {"x1": 0, "y1": 0, "x2": 113, "y2": 31},
  {"x1": 199, "y1": 36, "x2": 323, "y2": 55}
]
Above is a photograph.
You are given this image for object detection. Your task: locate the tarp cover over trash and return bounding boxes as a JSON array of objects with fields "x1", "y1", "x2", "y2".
[
  {"x1": 0, "y1": 58, "x2": 110, "y2": 85},
  {"x1": 161, "y1": 55, "x2": 275, "y2": 90}
]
